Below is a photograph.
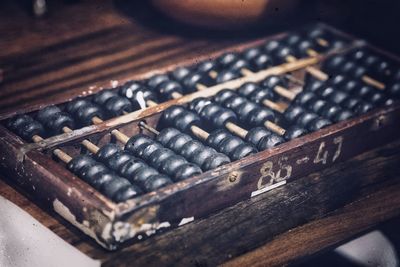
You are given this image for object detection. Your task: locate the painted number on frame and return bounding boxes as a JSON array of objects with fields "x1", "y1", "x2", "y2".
[{"x1": 313, "y1": 136, "x2": 344, "y2": 165}]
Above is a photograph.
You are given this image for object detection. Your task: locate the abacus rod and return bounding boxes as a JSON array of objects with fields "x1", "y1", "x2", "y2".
[
  {"x1": 262, "y1": 99, "x2": 288, "y2": 113},
  {"x1": 31, "y1": 134, "x2": 72, "y2": 163},
  {"x1": 225, "y1": 122, "x2": 248, "y2": 139},
  {"x1": 138, "y1": 121, "x2": 160, "y2": 135},
  {"x1": 190, "y1": 125, "x2": 210, "y2": 140},
  {"x1": 264, "y1": 121, "x2": 286, "y2": 136},
  {"x1": 61, "y1": 126, "x2": 99, "y2": 154}
]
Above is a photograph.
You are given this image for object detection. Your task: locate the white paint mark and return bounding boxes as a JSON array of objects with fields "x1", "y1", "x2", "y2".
[
  {"x1": 111, "y1": 80, "x2": 119, "y2": 88},
  {"x1": 251, "y1": 180, "x2": 287, "y2": 198},
  {"x1": 136, "y1": 91, "x2": 147, "y2": 109},
  {"x1": 296, "y1": 156, "x2": 309, "y2": 165},
  {"x1": 178, "y1": 217, "x2": 194, "y2": 226}
]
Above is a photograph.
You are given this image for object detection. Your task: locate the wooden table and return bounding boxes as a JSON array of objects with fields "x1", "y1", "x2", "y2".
[{"x1": 1, "y1": 1, "x2": 400, "y2": 266}]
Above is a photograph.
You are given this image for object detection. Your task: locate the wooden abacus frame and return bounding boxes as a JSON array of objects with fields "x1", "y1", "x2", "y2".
[{"x1": 0, "y1": 23, "x2": 399, "y2": 250}]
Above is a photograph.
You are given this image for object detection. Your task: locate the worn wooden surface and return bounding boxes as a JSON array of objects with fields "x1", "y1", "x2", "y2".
[{"x1": 1, "y1": 1, "x2": 400, "y2": 266}]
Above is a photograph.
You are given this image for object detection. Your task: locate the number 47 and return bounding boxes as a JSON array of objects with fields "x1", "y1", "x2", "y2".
[{"x1": 313, "y1": 136, "x2": 344, "y2": 165}]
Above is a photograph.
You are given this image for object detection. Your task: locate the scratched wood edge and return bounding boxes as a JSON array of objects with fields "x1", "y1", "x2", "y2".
[
  {"x1": 95, "y1": 139, "x2": 400, "y2": 266},
  {"x1": 223, "y1": 182, "x2": 400, "y2": 267}
]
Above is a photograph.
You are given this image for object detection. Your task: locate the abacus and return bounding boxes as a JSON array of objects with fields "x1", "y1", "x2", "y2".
[{"x1": 1, "y1": 23, "x2": 400, "y2": 250}]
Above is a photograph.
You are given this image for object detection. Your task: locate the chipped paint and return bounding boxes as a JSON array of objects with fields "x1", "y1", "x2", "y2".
[
  {"x1": 53, "y1": 199, "x2": 111, "y2": 249},
  {"x1": 296, "y1": 156, "x2": 309, "y2": 165},
  {"x1": 178, "y1": 217, "x2": 194, "y2": 226}
]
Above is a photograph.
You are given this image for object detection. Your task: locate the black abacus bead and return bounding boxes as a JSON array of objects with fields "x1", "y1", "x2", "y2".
[
  {"x1": 156, "y1": 128, "x2": 181, "y2": 146},
  {"x1": 329, "y1": 75, "x2": 348, "y2": 88},
  {"x1": 323, "y1": 56, "x2": 346, "y2": 73},
  {"x1": 36, "y1": 105, "x2": 62, "y2": 124},
  {"x1": 148, "y1": 148, "x2": 175, "y2": 170},
  {"x1": 206, "y1": 129, "x2": 231, "y2": 148},
  {"x1": 334, "y1": 110, "x2": 354, "y2": 122},
  {"x1": 77, "y1": 160, "x2": 99, "y2": 181},
  {"x1": 95, "y1": 143, "x2": 121, "y2": 163},
  {"x1": 258, "y1": 134, "x2": 285, "y2": 151},
  {"x1": 129, "y1": 166, "x2": 157, "y2": 184},
  {"x1": 147, "y1": 74, "x2": 169, "y2": 89},
  {"x1": 297, "y1": 112, "x2": 319, "y2": 128},
  {"x1": 321, "y1": 105, "x2": 342, "y2": 120},
  {"x1": 295, "y1": 91, "x2": 318, "y2": 106},
  {"x1": 202, "y1": 153, "x2": 230, "y2": 170},
  {"x1": 342, "y1": 97, "x2": 362, "y2": 110},
  {"x1": 214, "y1": 89, "x2": 236, "y2": 104},
  {"x1": 104, "y1": 96, "x2": 132, "y2": 116},
  {"x1": 236, "y1": 101, "x2": 259, "y2": 121},
  {"x1": 107, "y1": 151, "x2": 133, "y2": 171},
  {"x1": 367, "y1": 92, "x2": 386, "y2": 106},
  {"x1": 284, "y1": 105, "x2": 305, "y2": 122},
  {"x1": 7, "y1": 115, "x2": 31, "y2": 132},
  {"x1": 124, "y1": 134, "x2": 153, "y2": 156},
  {"x1": 264, "y1": 40, "x2": 281, "y2": 54},
  {"x1": 156, "y1": 80, "x2": 183, "y2": 100},
  {"x1": 222, "y1": 95, "x2": 247, "y2": 111},
  {"x1": 183, "y1": 72, "x2": 212, "y2": 92},
  {"x1": 284, "y1": 33, "x2": 303, "y2": 47},
  {"x1": 296, "y1": 40, "x2": 316, "y2": 57},
  {"x1": 243, "y1": 47, "x2": 261, "y2": 62},
  {"x1": 284, "y1": 125, "x2": 307, "y2": 140},
  {"x1": 167, "y1": 133, "x2": 192, "y2": 152},
  {"x1": 329, "y1": 91, "x2": 349, "y2": 105},
  {"x1": 101, "y1": 177, "x2": 136, "y2": 202},
  {"x1": 308, "y1": 118, "x2": 332, "y2": 132},
  {"x1": 175, "y1": 112, "x2": 202, "y2": 133},
  {"x1": 180, "y1": 140, "x2": 204, "y2": 160},
  {"x1": 231, "y1": 143, "x2": 257, "y2": 161},
  {"x1": 113, "y1": 185, "x2": 142, "y2": 202},
  {"x1": 248, "y1": 108, "x2": 276, "y2": 127},
  {"x1": 245, "y1": 127, "x2": 270, "y2": 147},
  {"x1": 21, "y1": 119, "x2": 45, "y2": 140},
  {"x1": 229, "y1": 58, "x2": 250, "y2": 72},
  {"x1": 119, "y1": 158, "x2": 148, "y2": 181},
  {"x1": 175, "y1": 164, "x2": 202, "y2": 181},
  {"x1": 340, "y1": 80, "x2": 360, "y2": 93},
  {"x1": 249, "y1": 87, "x2": 277, "y2": 103},
  {"x1": 137, "y1": 142, "x2": 164, "y2": 160},
  {"x1": 212, "y1": 108, "x2": 238, "y2": 129},
  {"x1": 252, "y1": 53, "x2": 274, "y2": 70},
  {"x1": 216, "y1": 69, "x2": 241, "y2": 84},
  {"x1": 159, "y1": 106, "x2": 186, "y2": 127},
  {"x1": 238, "y1": 82, "x2": 260, "y2": 97},
  {"x1": 389, "y1": 83, "x2": 400, "y2": 98},
  {"x1": 199, "y1": 103, "x2": 223, "y2": 123},
  {"x1": 93, "y1": 90, "x2": 117, "y2": 106},
  {"x1": 160, "y1": 155, "x2": 191, "y2": 176},
  {"x1": 262, "y1": 75, "x2": 288, "y2": 89},
  {"x1": 65, "y1": 99, "x2": 89, "y2": 115},
  {"x1": 304, "y1": 75, "x2": 323, "y2": 92},
  {"x1": 197, "y1": 60, "x2": 219, "y2": 74},
  {"x1": 46, "y1": 112, "x2": 75, "y2": 134},
  {"x1": 119, "y1": 82, "x2": 157, "y2": 109},
  {"x1": 171, "y1": 66, "x2": 191, "y2": 82},
  {"x1": 188, "y1": 147, "x2": 215, "y2": 169},
  {"x1": 189, "y1": 97, "x2": 211, "y2": 114},
  {"x1": 354, "y1": 102, "x2": 374, "y2": 114},
  {"x1": 218, "y1": 53, "x2": 239, "y2": 66},
  {"x1": 67, "y1": 155, "x2": 96, "y2": 174},
  {"x1": 274, "y1": 46, "x2": 295, "y2": 62},
  {"x1": 309, "y1": 99, "x2": 329, "y2": 114},
  {"x1": 317, "y1": 86, "x2": 335, "y2": 98},
  {"x1": 91, "y1": 172, "x2": 115, "y2": 191},
  {"x1": 80, "y1": 162, "x2": 108, "y2": 184},
  {"x1": 357, "y1": 85, "x2": 374, "y2": 98},
  {"x1": 75, "y1": 103, "x2": 104, "y2": 126},
  {"x1": 219, "y1": 136, "x2": 243, "y2": 156},
  {"x1": 142, "y1": 174, "x2": 173, "y2": 192}
]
